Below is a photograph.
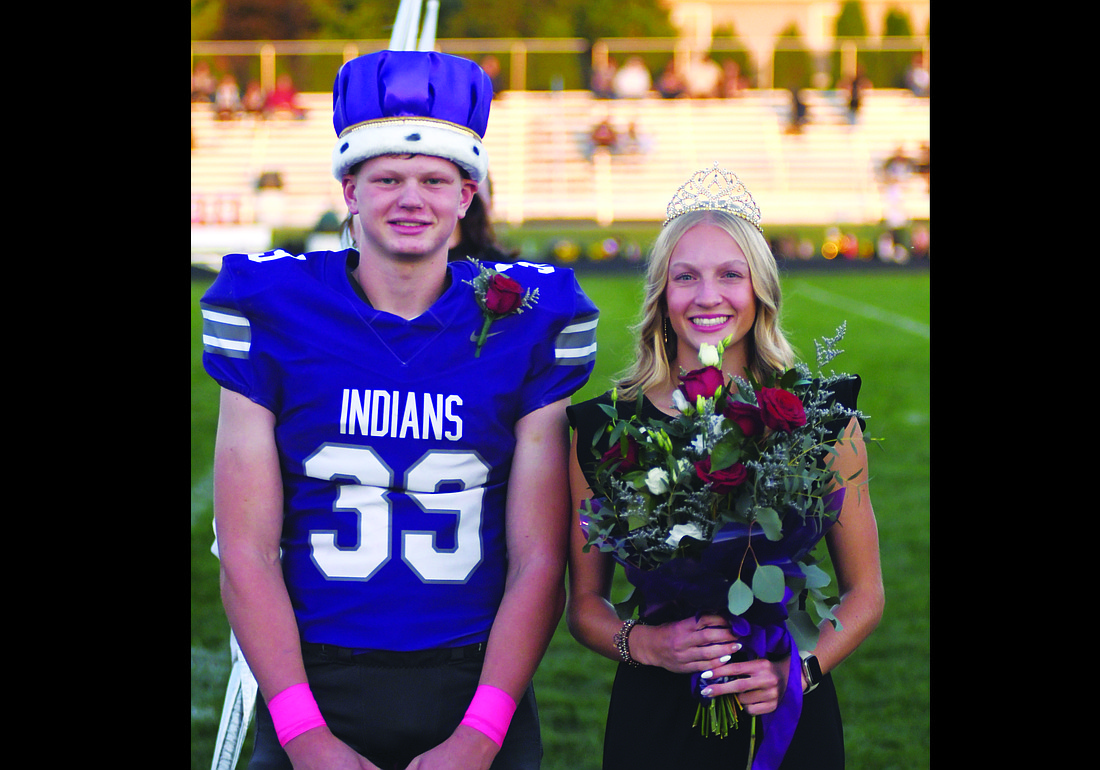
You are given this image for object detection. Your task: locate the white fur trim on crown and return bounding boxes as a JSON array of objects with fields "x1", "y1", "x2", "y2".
[{"x1": 332, "y1": 118, "x2": 488, "y2": 182}]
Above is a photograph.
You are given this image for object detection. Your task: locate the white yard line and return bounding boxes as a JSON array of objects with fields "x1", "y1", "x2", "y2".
[{"x1": 791, "y1": 282, "x2": 930, "y2": 340}]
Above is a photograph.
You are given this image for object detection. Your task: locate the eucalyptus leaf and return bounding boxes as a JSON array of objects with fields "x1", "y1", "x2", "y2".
[
  {"x1": 787, "y1": 608, "x2": 821, "y2": 653},
  {"x1": 801, "y1": 563, "x2": 832, "y2": 590},
  {"x1": 752, "y1": 564, "x2": 786, "y2": 603},
  {"x1": 812, "y1": 595, "x2": 844, "y2": 631},
  {"x1": 728, "y1": 578, "x2": 754, "y2": 616},
  {"x1": 755, "y1": 507, "x2": 782, "y2": 541},
  {"x1": 614, "y1": 589, "x2": 640, "y2": 621}
]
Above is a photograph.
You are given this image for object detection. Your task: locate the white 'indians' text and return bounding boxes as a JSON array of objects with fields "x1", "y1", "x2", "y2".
[{"x1": 339, "y1": 389, "x2": 463, "y2": 441}]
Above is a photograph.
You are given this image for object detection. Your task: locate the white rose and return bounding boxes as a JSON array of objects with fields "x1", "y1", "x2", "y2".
[
  {"x1": 665, "y1": 523, "x2": 704, "y2": 547},
  {"x1": 645, "y1": 468, "x2": 669, "y2": 495},
  {"x1": 671, "y1": 389, "x2": 690, "y2": 413},
  {"x1": 699, "y1": 343, "x2": 721, "y2": 368}
]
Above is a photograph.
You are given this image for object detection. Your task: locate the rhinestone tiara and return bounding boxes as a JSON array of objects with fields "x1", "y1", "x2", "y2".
[{"x1": 664, "y1": 162, "x2": 763, "y2": 232}]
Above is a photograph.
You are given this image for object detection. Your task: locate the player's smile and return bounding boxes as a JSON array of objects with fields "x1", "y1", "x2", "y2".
[{"x1": 343, "y1": 154, "x2": 476, "y2": 261}]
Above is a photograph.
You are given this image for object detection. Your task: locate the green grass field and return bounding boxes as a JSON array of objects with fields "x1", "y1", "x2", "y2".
[{"x1": 191, "y1": 265, "x2": 929, "y2": 770}]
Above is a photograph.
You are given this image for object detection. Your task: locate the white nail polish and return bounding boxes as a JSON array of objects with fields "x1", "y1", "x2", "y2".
[
  {"x1": 701, "y1": 670, "x2": 714, "y2": 679},
  {"x1": 719, "y1": 655, "x2": 731, "y2": 664}
]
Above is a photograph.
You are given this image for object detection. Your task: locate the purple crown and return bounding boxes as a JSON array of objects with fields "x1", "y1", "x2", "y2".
[{"x1": 331, "y1": 50, "x2": 493, "y2": 182}]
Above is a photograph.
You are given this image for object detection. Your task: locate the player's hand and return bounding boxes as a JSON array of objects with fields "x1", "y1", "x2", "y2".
[
  {"x1": 403, "y1": 724, "x2": 498, "y2": 770},
  {"x1": 283, "y1": 725, "x2": 379, "y2": 770}
]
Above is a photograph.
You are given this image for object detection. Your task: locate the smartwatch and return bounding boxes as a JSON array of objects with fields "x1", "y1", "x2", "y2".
[{"x1": 800, "y1": 651, "x2": 822, "y2": 693}]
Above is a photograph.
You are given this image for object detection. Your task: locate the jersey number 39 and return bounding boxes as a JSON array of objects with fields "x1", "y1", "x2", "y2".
[{"x1": 303, "y1": 444, "x2": 488, "y2": 584}]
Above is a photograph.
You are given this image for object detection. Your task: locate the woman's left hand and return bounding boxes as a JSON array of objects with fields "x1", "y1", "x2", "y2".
[{"x1": 698, "y1": 655, "x2": 790, "y2": 716}]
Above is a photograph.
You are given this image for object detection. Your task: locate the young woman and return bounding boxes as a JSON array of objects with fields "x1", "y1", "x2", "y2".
[{"x1": 565, "y1": 167, "x2": 884, "y2": 769}]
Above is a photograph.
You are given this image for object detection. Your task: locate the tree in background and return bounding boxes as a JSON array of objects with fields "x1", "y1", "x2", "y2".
[
  {"x1": 305, "y1": 0, "x2": 395, "y2": 39},
  {"x1": 882, "y1": 8, "x2": 918, "y2": 89},
  {"x1": 193, "y1": 0, "x2": 677, "y2": 91},
  {"x1": 437, "y1": 0, "x2": 674, "y2": 40},
  {"x1": 835, "y1": 0, "x2": 869, "y2": 38},
  {"x1": 191, "y1": 0, "x2": 222, "y2": 39},
  {"x1": 193, "y1": 0, "x2": 675, "y2": 42},
  {"x1": 829, "y1": 1, "x2": 922, "y2": 90},
  {"x1": 220, "y1": 0, "x2": 318, "y2": 39},
  {"x1": 711, "y1": 19, "x2": 755, "y2": 89},
  {"x1": 774, "y1": 23, "x2": 814, "y2": 92}
]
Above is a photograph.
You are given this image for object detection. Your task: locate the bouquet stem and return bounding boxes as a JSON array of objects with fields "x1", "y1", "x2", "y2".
[
  {"x1": 693, "y1": 693, "x2": 742, "y2": 738},
  {"x1": 746, "y1": 715, "x2": 757, "y2": 770}
]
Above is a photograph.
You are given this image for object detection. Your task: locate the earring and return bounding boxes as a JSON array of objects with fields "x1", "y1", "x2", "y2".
[{"x1": 663, "y1": 316, "x2": 670, "y2": 345}]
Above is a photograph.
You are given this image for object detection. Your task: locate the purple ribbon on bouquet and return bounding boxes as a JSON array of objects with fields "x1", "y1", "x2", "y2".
[
  {"x1": 588, "y1": 488, "x2": 845, "y2": 770},
  {"x1": 624, "y1": 547, "x2": 801, "y2": 770}
]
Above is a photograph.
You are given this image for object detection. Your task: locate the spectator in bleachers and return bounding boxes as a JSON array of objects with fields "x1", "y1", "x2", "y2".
[
  {"x1": 241, "y1": 80, "x2": 266, "y2": 118},
  {"x1": 656, "y1": 59, "x2": 686, "y2": 99},
  {"x1": 214, "y1": 73, "x2": 242, "y2": 121},
  {"x1": 587, "y1": 117, "x2": 619, "y2": 159},
  {"x1": 612, "y1": 56, "x2": 652, "y2": 99},
  {"x1": 685, "y1": 53, "x2": 723, "y2": 98},
  {"x1": 880, "y1": 145, "x2": 914, "y2": 252},
  {"x1": 591, "y1": 56, "x2": 618, "y2": 99},
  {"x1": 785, "y1": 87, "x2": 809, "y2": 134},
  {"x1": 620, "y1": 122, "x2": 652, "y2": 157},
  {"x1": 841, "y1": 67, "x2": 872, "y2": 124},
  {"x1": 480, "y1": 55, "x2": 506, "y2": 98},
  {"x1": 191, "y1": 61, "x2": 216, "y2": 103},
  {"x1": 904, "y1": 53, "x2": 930, "y2": 97},
  {"x1": 882, "y1": 145, "x2": 914, "y2": 184},
  {"x1": 914, "y1": 141, "x2": 930, "y2": 192},
  {"x1": 721, "y1": 60, "x2": 746, "y2": 98},
  {"x1": 264, "y1": 73, "x2": 306, "y2": 119}
]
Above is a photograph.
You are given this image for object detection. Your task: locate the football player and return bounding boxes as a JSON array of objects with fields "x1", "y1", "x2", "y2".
[{"x1": 201, "y1": 48, "x2": 598, "y2": 770}]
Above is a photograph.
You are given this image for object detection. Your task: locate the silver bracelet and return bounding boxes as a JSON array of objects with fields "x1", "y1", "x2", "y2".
[{"x1": 613, "y1": 618, "x2": 642, "y2": 667}]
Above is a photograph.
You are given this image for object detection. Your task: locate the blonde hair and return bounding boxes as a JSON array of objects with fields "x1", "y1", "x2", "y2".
[{"x1": 616, "y1": 209, "x2": 794, "y2": 400}]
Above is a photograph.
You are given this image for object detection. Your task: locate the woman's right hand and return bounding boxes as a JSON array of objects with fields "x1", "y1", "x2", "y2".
[{"x1": 628, "y1": 614, "x2": 742, "y2": 673}]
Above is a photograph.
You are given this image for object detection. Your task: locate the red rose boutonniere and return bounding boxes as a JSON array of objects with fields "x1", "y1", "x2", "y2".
[{"x1": 465, "y1": 259, "x2": 539, "y2": 357}]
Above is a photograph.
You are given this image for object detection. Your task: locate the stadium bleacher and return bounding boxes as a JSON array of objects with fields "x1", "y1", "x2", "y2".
[{"x1": 191, "y1": 88, "x2": 928, "y2": 234}]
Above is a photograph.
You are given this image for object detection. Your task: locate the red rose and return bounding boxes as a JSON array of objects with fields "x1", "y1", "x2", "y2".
[
  {"x1": 757, "y1": 387, "x2": 807, "y2": 431},
  {"x1": 601, "y1": 436, "x2": 640, "y2": 471},
  {"x1": 679, "y1": 366, "x2": 725, "y2": 403},
  {"x1": 723, "y1": 400, "x2": 764, "y2": 437},
  {"x1": 694, "y1": 457, "x2": 748, "y2": 493},
  {"x1": 485, "y1": 273, "x2": 524, "y2": 315}
]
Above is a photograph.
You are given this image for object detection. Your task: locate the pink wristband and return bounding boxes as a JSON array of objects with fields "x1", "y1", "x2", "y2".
[
  {"x1": 267, "y1": 682, "x2": 327, "y2": 747},
  {"x1": 459, "y1": 685, "x2": 517, "y2": 748}
]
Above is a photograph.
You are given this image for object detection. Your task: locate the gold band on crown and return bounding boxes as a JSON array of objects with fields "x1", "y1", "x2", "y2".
[{"x1": 664, "y1": 162, "x2": 763, "y2": 232}]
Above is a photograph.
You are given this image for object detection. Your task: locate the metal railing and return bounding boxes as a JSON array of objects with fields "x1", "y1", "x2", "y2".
[{"x1": 191, "y1": 36, "x2": 929, "y2": 94}]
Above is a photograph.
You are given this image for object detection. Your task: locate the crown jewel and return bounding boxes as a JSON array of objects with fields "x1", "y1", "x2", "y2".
[{"x1": 664, "y1": 162, "x2": 763, "y2": 232}]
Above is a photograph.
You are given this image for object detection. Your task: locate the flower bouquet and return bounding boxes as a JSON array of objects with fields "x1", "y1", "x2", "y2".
[{"x1": 579, "y1": 325, "x2": 864, "y2": 767}]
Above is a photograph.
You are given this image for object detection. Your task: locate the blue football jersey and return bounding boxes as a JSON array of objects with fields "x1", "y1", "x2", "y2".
[{"x1": 201, "y1": 249, "x2": 598, "y2": 650}]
